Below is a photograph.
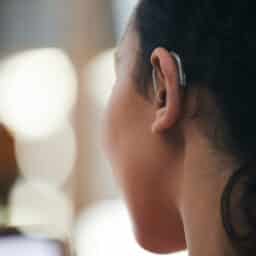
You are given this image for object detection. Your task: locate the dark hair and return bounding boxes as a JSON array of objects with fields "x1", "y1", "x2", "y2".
[{"x1": 134, "y1": 0, "x2": 256, "y2": 254}]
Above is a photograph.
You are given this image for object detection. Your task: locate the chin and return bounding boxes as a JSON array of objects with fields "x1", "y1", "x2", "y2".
[{"x1": 134, "y1": 224, "x2": 187, "y2": 254}]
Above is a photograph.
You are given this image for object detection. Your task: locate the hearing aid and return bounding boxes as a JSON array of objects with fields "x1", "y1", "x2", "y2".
[{"x1": 152, "y1": 51, "x2": 187, "y2": 98}]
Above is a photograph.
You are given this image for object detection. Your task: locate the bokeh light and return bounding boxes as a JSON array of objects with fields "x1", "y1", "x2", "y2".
[
  {"x1": 15, "y1": 123, "x2": 76, "y2": 187},
  {"x1": 112, "y1": 0, "x2": 139, "y2": 38},
  {"x1": 0, "y1": 48, "x2": 77, "y2": 140},
  {"x1": 75, "y1": 200, "x2": 187, "y2": 256},
  {"x1": 9, "y1": 179, "x2": 73, "y2": 239},
  {"x1": 85, "y1": 48, "x2": 115, "y2": 108}
]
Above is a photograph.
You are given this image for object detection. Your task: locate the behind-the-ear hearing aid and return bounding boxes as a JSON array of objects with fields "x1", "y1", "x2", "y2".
[{"x1": 152, "y1": 51, "x2": 187, "y2": 97}]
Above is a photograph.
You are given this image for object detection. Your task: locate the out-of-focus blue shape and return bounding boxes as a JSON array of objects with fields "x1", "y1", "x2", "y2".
[{"x1": 0, "y1": 236, "x2": 63, "y2": 256}]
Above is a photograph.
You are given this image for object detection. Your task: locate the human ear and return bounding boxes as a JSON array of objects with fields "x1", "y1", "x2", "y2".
[{"x1": 151, "y1": 47, "x2": 184, "y2": 133}]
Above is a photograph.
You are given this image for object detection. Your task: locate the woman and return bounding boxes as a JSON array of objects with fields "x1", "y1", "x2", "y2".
[{"x1": 103, "y1": 1, "x2": 256, "y2": 255}]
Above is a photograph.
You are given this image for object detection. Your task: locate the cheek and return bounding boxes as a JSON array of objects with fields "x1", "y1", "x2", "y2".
[
  {"x1": 103, "y1": 82, "x2": 186, "y2": 253},
  {"x1": 103, "y1": 79, "x2": 150, "y2": 176},
  {"x1": 103, "y1": 80, "x2": 163, "y2": 199}
]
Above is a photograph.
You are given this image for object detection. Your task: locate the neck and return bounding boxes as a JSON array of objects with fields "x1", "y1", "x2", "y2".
[
  {"x1": 179, "y1": 132, "x2": 237, "y2": 256},
  {"x1": 180, "y1": 181, "x2": 234, "y2": 256}
]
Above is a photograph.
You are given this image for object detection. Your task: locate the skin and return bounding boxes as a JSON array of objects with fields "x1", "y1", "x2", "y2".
[{"x1": 103, "y1": 22, "x2": 238, "y2": 256}]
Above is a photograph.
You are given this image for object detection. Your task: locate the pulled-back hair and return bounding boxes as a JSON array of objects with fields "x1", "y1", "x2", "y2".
[{"x1": 135, "y1": 0, "x2": 256, "y2": 254}]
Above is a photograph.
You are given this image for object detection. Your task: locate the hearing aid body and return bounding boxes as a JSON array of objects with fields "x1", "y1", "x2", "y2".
[{"x1": 152, "y1": 51, "x2": 187, "y2": 96}]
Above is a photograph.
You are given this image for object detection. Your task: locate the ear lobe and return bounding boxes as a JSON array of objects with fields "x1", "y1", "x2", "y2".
[
  {"x1": 152, "y1": 93, "x2": 181, "y2": 133},
  {"x1": 152, "y1": 108, "x2": 167, "y2": 133}
]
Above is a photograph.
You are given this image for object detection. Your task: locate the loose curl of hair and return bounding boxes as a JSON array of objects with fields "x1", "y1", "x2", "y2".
[{"x1": 134, "y1": 0, "x2": 256, "y2": 254}]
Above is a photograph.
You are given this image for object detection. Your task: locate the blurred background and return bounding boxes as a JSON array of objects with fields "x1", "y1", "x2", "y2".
[{"x1": 0, "y1": 0, "x2": 187, "y2": 255}]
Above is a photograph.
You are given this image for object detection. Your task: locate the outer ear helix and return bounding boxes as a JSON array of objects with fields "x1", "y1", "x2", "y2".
[{"x1": 152, "y1": 51, "x2": 187, "y2": 97}]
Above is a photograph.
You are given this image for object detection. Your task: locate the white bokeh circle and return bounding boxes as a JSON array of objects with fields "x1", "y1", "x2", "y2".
[
  {"x1": 15, "y1": 123, "x2": 76, "y2": 187},
  {"x1": 85, "y1": 49, "x2": 115, "y2": 108},
  {"x1": 0, "y1": 48, "x2": 77, "y2": 140},
  {"x1": 9, "y1": 178, "x2": 73, "y2": 239}
]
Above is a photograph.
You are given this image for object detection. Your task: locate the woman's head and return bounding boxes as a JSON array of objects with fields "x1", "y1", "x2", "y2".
[{"x1": 104, "y1": 0, "x2": 256, "y2": 254}]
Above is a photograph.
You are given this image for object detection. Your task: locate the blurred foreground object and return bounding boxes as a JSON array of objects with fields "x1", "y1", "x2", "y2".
[
  {"x1": 0, "y1": 126, "x2": 18, "y2": 207},
  {"x1": 0, "y1": 48, "x2": 77, "y2": 140},
  {"x1": 0, "y1": 227, "x2": 72, "y2": 256}
]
